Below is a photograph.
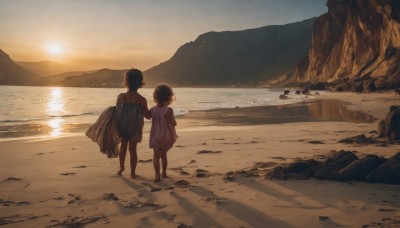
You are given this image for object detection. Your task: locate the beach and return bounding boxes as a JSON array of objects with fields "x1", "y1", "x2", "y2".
[{"x1": 1, "y1": 91, "x2": 400, "y2": 227}]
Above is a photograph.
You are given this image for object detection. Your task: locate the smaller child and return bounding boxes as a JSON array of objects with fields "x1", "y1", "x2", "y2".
[{"x1": 150, "y1": 84, "x2": 177, "y2": 182}]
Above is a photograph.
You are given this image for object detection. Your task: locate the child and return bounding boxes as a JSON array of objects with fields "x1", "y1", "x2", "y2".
[
  {"x1": 116, "y1": 69, "x2": 151, "y2": 178},
  {"x1": 150, "y1": 84, "x2": 177, "y2": 182}
]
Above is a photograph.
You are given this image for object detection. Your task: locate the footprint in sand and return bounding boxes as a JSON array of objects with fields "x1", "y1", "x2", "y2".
[
  {"x1": 48, "y1": 215, "x2": 108, "y2": 227},
  {"x1": 0, "y1": 199, "x2": 30, "y2": 207},
  {"x1": 0, "y1": 177, "x2": 30, "y2": 191},
  {"x1": 138, "y1": 159, "x2": 153, "y2": 163},
  {"x1": 187, "y1": 160, "x2": 196, "y2": 165},
  {"x1": 60, "y1": 173, "x2": 76, "y2": 176},
  {"x1": 196, "y1": 150, "x2": 221, "y2": 154}
]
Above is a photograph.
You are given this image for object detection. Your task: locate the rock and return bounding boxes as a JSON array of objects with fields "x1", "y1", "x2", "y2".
[
  {"x1": 102, "y1": 193, "x2": 119, "y2": 201},
  {"x1": 363, "y1": 79, "x2": 376, "y2": 92},
  {"x1": 338, "y1": 134, "x2": 377, "y2": 144},
  {"x1": 340, "y1": 155, "x2": 387, "y2": 181},
  {"x1": 377, "y1": 106, "x2": 400, "y2": 141},
  {"x1": 314, "y1": 150, "x2": 359, "y2": 180},
  {"x1": 279, "y1": 94, "x2": 289, "y2": 99},
  {"x1": 295, "y1": 90, "x2": 301, "y2": 95},
  {"x1": 266, "y1": 159, "x2": 321, "y2": 180},
  {"x1": 284, "y1": 90, "x2": 290, "y2": 95},
  {"x1": 333, "y1": 83, "x2": 350, "y2": 92},
  {"x1": 351, "y1": 83, "x2": 364, "y2": 93},
  {"x1": 365, "y1": 152, "x2": 400, "y2": 184},
  {"x1": 302, "y1": 86, "x2": 310, "y2": 95}
]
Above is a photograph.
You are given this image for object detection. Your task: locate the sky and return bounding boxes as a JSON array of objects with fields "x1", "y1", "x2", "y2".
[{"x1": 0, "y1": 0, "x2": 327, "y2": 71}]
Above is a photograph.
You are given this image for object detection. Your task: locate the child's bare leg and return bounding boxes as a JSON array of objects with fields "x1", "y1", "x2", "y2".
[
  {"x1": 128, "y1": 141, "x2": 138, "y2": 178},
  {"x1": 118, "y1": 139, "x2": 128, "y2": 175},
  {"x1": 153, "y1": 149, "x2": 161, "y2": 182},
  {"x1": 161, "y1": 150, "x2": 168, "y2": 178}
]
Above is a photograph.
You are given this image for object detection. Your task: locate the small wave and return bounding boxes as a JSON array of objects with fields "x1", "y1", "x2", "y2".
[
  {"x1": 0, "y1": 118, "x2": 40, "y2": 123},
  {"x1": 49, "y1": 112, "x2": 96, "y2": 118}
]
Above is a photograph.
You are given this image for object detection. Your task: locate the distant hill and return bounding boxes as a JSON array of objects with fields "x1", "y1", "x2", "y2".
[
  {"x1": 0, "y1": 49, "x2": 38, "y2": 85},
  {"x1": 58, "y1": 68, "x2": 127, "y2": 87},
  {"x1": 37, "y1": 70, "x2": 98, "y2": 86},
  {"x1": 145, "y1": 18, "x2": 316, "y2": 87},
  {"x1": 16, "y1": 61, "x2": 72, "y2": 76}
]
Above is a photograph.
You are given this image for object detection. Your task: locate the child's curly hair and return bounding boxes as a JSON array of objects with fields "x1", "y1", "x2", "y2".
[
  {"x1": 125, "y1": 68, "x2": 145, "y2": 91},
  {"x1": 153, "y1": 83, "x2": 175, "y2": 106}
]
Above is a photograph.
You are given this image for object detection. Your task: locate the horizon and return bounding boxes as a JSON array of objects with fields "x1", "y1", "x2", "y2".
[{"x1": 0, "y1": 0, "x2": 327, "y2": 71}]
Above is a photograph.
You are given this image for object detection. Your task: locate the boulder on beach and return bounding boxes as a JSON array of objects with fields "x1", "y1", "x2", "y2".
[
  {"x1": 338, "y1": 134, "x2": 377, "y2": 144},
  {"x1": 314, "y1": 150, "x2": 359, "y2": 180},
  {"x1": 284, "y1": 90, "x2": 290, "y2": 95},
  {"x1": 339, "y1": 155, "x2": 387, "y2": 181},
  {"x1": 365, "y1": 152, "x2": 400, "y2": 184},
  {"x1": 266, "y1": 159, "x2": 321, "y2": 180},
  {"x1": 378, "y1": 106, "x2": 400, "y2": 141},
  {"x1": 302, "y1": 86, "x2": 310, "y2": 95}
]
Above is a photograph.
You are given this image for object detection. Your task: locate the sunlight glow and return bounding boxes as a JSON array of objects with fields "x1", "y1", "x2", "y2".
[
  {"x1": 47, "y1": 43, "x2": 63, "y2": 55},
  {"x1": 48, "y1": 118, "x2": 64, "y2": 137},
  {"x1": 46, "y1": 88, "x2": 65, "y2": 136}
]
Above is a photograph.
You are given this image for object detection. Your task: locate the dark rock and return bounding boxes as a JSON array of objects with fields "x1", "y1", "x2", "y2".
[
  {"x1": 302, "y1": 86, "x2": 310, "y2": 95},
  {"x1": 365, "y1": 152, "x2": 400, "y2": 184},
  {"x1": 377, "y1": 106, "x2": 400, "y2": 141},
  {"x1": 314, "y1": 150, "x2": 359, "y2": 180},
  {"x1": 266, "y1": 159, "x2": 321, "y2": 180},
  {"x1": 295, "y1": 90, "x2": 301, "y2": 95},
  {"x1": 351, "y1": 83, "x2": 364, "y2": 93},
  {"x1": 333, "y1": 83, "x2": 350, "y2": 92},
  {"x1": 338, "y1": 134, "x2": 377, "y2": 144},
  {"x1": 284, "y1": 90, "x2": 290, "y2": 95},
  {"x1": 340, "y1": 155, "x2": 387, "y2": 181},
  {"x1": 363, "y1": 79, "x2": 376, "y2": 92},
  {"x1": 279, "y1": 95, "x2": 289, "y2": 99}
]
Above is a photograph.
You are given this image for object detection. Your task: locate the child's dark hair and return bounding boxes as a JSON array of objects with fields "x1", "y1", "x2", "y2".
[
  {"x1": 153, "y1": 83, "x2": 175, "y2": 106},
  {"x1": 124, "y1": 68, "x2": 144, "y2": 91}
]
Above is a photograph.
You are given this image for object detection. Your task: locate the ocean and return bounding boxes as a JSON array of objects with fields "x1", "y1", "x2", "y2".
[{"x1": 0, "y1": 86, "x2": 313, "y2": 139}]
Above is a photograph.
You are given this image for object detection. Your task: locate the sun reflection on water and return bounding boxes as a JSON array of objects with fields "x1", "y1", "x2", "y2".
[{"x1": 46, "y1": 88, "x2": 65, "y2": 136}]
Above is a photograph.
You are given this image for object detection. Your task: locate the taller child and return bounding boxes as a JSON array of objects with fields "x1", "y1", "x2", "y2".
[{"x1": 116, "y1": 69, "x2": 151, "y2": 178}]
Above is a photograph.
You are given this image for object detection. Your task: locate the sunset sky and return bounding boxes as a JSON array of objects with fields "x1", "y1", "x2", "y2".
[{"x1": 0, "y1": 0, "x2": 327, "y2": 71}]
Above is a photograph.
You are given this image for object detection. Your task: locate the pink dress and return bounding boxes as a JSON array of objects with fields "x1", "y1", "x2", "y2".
[{"x1": 149, "y1": 106, "x2": 177, "y2": 151}]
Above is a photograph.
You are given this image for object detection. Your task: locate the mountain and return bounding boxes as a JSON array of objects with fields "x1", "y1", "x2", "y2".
[
  {"x1": 58, "y1": 68, "x2": 127, "y2": 87},
  {"x1": 0, "y1": 49, "x2": 38, "y2": 85},
  {"x1": 16, "y1": 61, "x2": 72, "y2": 76},
  {"x1": 37, "y1": 70, "x2": 98, "y2": 86},
  {"x1": 294, "y1": 0, "x2": 400, "y2": 90},
  {"x1": 144, "y1": 18, "x2": 316, "y2": 87}
]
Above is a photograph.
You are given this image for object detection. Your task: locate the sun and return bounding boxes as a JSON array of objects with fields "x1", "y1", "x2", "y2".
[{"x1": 47, "y1": 43, "x2": 63, "y2": 55}]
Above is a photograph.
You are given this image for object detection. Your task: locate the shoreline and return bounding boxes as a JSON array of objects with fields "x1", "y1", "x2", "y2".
[{"x1": 0, "y1": 92, "x2": 388, "y2": 140}]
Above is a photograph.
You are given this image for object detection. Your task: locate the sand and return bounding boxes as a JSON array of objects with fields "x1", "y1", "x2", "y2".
[{"x1": 1, "y1": 91, "x2": 400, "y2": 227}]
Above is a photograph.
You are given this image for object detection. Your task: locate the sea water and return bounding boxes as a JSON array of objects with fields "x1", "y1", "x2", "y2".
[{"x1": 0, "y1": 86, "x2": 313, "y2": 139}]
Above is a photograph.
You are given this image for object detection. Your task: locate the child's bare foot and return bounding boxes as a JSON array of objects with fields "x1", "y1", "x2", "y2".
[
  {"x1": 131, "y1": 174, "x2": 138, "y2": 179},
  {"x1": 117, "y1": 168, "x2": 124, "y2": 176},
  {"x1": 154, "y1": 175, "x2": 161, "y2": 182}
]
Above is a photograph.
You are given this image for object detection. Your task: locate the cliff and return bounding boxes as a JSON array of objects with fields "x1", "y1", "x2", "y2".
[
  {"x1": 145, "y1": 18, "x2": 315, "y2": 87},
  {"x1": 0, "y1": 49, "x2": 38, "y2": 85},
  {"x1": 295, "y1": 0, "x2": 400, "y2": 90}
]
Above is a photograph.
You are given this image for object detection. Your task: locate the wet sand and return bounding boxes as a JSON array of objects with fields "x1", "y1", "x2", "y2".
[{"x1": 0, "y1": 92, "x2": 399, "y2": 227}]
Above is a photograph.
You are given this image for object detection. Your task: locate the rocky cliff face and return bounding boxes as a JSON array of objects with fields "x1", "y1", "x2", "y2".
[
  {"x1": 145, "y1": 18, "x2": 315, "y2": 87},
  {"x1": 0, "y1": 49, "x2": 38, "y2": 85},
  {"x1": 295, "y1": 0, "x2": 400, "y2": 90}
]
